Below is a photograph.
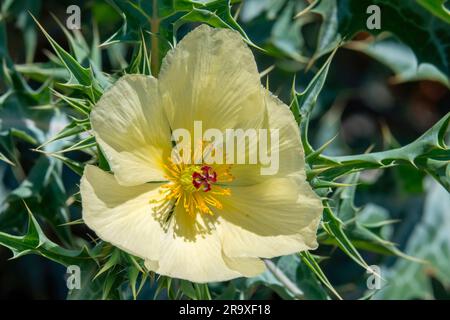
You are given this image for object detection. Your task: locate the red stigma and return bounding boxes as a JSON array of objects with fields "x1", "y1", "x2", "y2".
[{"x1": 192, "y1": 166, "x2": 217, "y2": 192}]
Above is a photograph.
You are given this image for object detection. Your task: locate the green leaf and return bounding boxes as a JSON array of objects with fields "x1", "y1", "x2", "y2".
[
  {"x1": 47, "y1": 153, "x2": 84, "y2": 176},
  {"x1": 94, "y1": 248, "x2": 122, "y2": 280},
  {"x1": 30, "y1": 14, "x2": 102, "y2": 101},
  {"x1": 30, "y1": 15, "x2": 89, "y2": 85},
  {"x1": 0, "y1": 150, "x2": 14, "y2": 165},
  {"x1": 246, "y1": 257, "x2": 302, "y2": 299},
  {"x1": 1, "y1": 0, "x2": 41, "y2": 63},
  {"x1": 290, "y1": 48, "x2": 337, "y2": 159},
  {"x1": 179, "y1": 280, "x2": 198, "y2": 300},
  {"x1": 346, "y1": 35, "x2": 449, "y2": 88},
  {"x1": 309, "y1": 0, "x2": 341, "y2": 61},
  {"x1": 298, "y1": 0, "x2": 450, "y2": 78},
  {"x1": 313, "y1": 113, "x2": 450, "y2": 190},
  {"x1": 215, "y1": 282, "x2": 238, "y2": 300},
  {"x1": 173, "y1": 7, "x2": 233, "y2": 37},
  {"x1": 37, "y1": 118, "x2": 90, "y2": 151},
  {"x1": 416, "y1": 0, "x2": 450, "y2": 24},
  {"x1": 49, "y1": 13, "x2": 91, "y2": 66},
  {"x1": 299, "y1": 251, "x2": 342, "y2": 299},
  {"x1": 1, "y1": 130, "x2": 77, "y2": 244},
  {"x1": 66, "y1": 255, "x2": 104, "y2": 300},
  {"x1": 128, "y1": 264, "x2": 142, "y2": 300},
  {"x1": 270, "y1": 1, "x2": 308, "y2": 62},
  {"x1": 127, "y1": 31, "x2": 152, "y2": 75},
  {"x1": 321, "y1": 203, "x2": 372, "y2": 273},
  {"x1": 49, "y1": 135, "x2": 96, "y2": 154},
  {"x1": 247, "y1": 256, "x2": 329, "y2": 300},
  {"x1": 320, "y1": 174, "x2": 421, "y2": 262},
  {"x1": 337, "y1": 0, "x2": 450, "y2": 76},
  {"x1": 173, "y1": 0, "x2": 262, "y2": 50},
  {"x1": 0, "y1": 130, "x2": 18, "y2": 165},
  {"x1": 14, "y1": 63, "x2": 69, "y2": 82},
  {"x1": 0, "y1": 202, "x2": 93, "y2": 266},
  {"x1": 294, "y1": 48, "x2": 337, "y2": 120},
  {"x1": 376, "y1": 180, "x2": 450, "y2": 299}
]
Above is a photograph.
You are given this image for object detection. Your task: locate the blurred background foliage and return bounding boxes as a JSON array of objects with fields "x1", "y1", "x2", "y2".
[{"x1": 0, "y1": 0, "x2": 449, "y2": 299}]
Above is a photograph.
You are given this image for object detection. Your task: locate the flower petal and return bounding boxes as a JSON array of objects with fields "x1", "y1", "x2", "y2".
[
  {"x1": 80, "y1": 165, "x2": 165, "y2": 261},
  {"x1": 229, "y1": 89, "x2": 306, "y2": 185},
  {"x1": 217, "y1": 177, "x2": 323, "y2": 259},
  {"x1": 91, "y1": 75, "x2": 171, "y2": 186},
  {"x1": 159, "y1": 25, "x2": 266, "y2": 135},
  {"x1": 146, "y1": 205, "x2": 264, "y2": 283},
  {"x1": 222, "y1": 254, "x2": 266, "y2": 278}
]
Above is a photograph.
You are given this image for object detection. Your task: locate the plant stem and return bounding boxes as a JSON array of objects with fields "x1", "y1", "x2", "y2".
[
  {"x1": 150, "y1": 0, "x2": 160, "y2": 77},
  {"x1": 263, "y1": 259, "x2": 304, "y2": 300}
]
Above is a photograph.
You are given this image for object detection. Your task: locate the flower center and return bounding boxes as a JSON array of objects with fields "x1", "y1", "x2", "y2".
[
  {"x1": 192, "y1": 166, "x2": 217, "y2": 192},
  {"x1": 152, "y1": 158, "x2": 233, "y2": 219}
]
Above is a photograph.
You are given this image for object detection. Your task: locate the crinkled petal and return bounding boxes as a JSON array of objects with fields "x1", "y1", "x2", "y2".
[
  {"x1": 229, "y1": 89, "x2": 306, "y2": 185},
  {"x1": 91, "y1": 75, "x2": 171, "y2": 186},
  {"x1": 80, "y1": 165, "x2": 165, "y2": 261},
  {"x1": 145, "y1": 205, "x2": 264, "y2": 283},
  {"x1": 216, "y1": 177, "x2": 323, "y2": 259},
  {"x1": 159, "y1": 25, "x2": 266, "y2": 136},
  {"x1": 222, "y1": 254, "x2": 266, "y2": 278}
]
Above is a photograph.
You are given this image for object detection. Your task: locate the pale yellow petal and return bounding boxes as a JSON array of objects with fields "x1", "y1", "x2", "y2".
[
  {"x1": 144, "y1": 260, "x2": 159, "y2": 272},
  {"x1": 80, "y1": 165, "x2": 165, "y2": 261},
  {"x1": 222, "y1": 254, "x2": 266, "y2": 277},
  {"x1": 159, "y1": 24, "x2": 266, "y2": 135},
  {"x1": 91, "y1": 75, "x2": 171, "y2": 186},
  {"x1": 216, "y1": 177, "x2": 323, "y2": 259},
  {"x1": 148, "y1": 205, "x2": 263, "y2": 283},
  {"x1": 229, "y1": 89, "x2": 306, "y2": 185},
  {"x1": 264, "y1": 90, "x2": 305, "y2": 175}
]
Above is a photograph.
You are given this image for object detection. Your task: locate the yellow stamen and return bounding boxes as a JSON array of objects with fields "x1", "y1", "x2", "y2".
[{"x1": 151, "y1": 155, "x2": 233, "y2": 219}]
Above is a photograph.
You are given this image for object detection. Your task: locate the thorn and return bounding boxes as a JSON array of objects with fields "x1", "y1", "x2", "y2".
[
  {"x1": 294, "y1": 0, "x2": 317, "y2": 19},
  {"x1": 233, "y1": 1, "x2": 243, "y2": 21},
  {"x1": 259, "y1": 65, "x2": 275, "y2": 79},
  {"x1": 58, "y1": 219, "x2": 84, "y2": 227},
  {"x1": 306, "y1": 133, "x2": 339, "y2": 161},
  {"x1": 306, "y1": 39, "x2": 340, "y2": 72},
  {"x1": 364, "y1": 144, "x2": 375, "y2": 154},
  {"x1": 291, "y1": 73, "x2": 297, "y2": 95}
]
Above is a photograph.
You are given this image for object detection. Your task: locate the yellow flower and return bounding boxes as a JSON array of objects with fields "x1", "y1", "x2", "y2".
[{"x1": 80, "y1": 25, "x2": 323, "y2": 283}]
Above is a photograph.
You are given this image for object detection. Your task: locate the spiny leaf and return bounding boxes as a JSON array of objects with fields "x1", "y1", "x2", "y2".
[
  {"x1": 295, "y1": 47, "x2": 338, "y2": 119},
  {"x1": 323, "y1": 174, "x2": 425, "y2": 262},
  {"x1": 48, "y1": 153, "x2": 84, "y2": 176},
  {"x1": 49, "y1": 135, "x2": 96, "y2": 154},
  {"x1": 36, "y1": 119, "x2": 89, "y2": 151},
  {"x1": 313, "y1": 113, "x2": 450, "y2": 189},
  {"x1": 299, "y1": 251, "x2": 342, "y2": 300},
  {"x1": 0, "y1": 202, "x2": 94, "y2": 266},
  {"x1": 30, "y1": 14, "x2": 102, "y2": 101},
  {"x1": 307, "y1": 0, "x2": 450, "y2": 76},
  {"x1": 51, "y1": 89, "x2": 92, "y2": 115},
  {"x1": 94, "y1": 248, "x2": 122, "y2": 280},
  {"x1": 376, "y1": 181, "x2": 450, "y2": 299},
  {"x1": 416, "y1": 0, "x2": 450, "y2": 24},
  {"x1": 346, "y1": 36, "x2": 449, "y2": 89},
  {"x1": 172, "y1": 0, "x2": 263, "y2": 51},
  {"x1": 30, "y1": 14, "x2": 90, "y2": 85},
  {"x1": 0, "y1": 150, "x2": 15, "y2": 165},
  {"x1": 290, "y1": 48, "x2": 337, "y2": 159},
  {"x1": 321, "y1": 203, "x2": 372, "y2": 273}
]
